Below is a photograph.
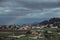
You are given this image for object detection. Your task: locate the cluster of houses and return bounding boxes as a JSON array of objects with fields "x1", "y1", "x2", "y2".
[{"x1": 0, "y1": 24, "x2": 58, "y2": 31}]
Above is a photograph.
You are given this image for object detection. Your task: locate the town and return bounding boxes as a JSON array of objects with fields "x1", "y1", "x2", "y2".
[
  {"x1": 0, "y1": 24, "x2": 59, "y2": 31},
  {"x1": 0, "y1": 18, "x2": 60, "y2": 40}
]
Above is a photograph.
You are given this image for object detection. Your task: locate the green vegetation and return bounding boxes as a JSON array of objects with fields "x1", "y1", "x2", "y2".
[{"x1": 0, "y1": 28, "x2": 60, "y2": 40}]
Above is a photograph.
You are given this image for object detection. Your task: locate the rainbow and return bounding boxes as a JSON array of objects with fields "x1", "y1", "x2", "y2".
[{"x1": 6, "y1": 16, "x2": 20, "y2": 25}]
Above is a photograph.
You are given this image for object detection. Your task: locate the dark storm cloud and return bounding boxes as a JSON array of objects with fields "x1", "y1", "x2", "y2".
[
  {"x1": 0, "y1": 0, "x2": 60, "y2": 16},
  {"x1": 0, "y1": 7, "x2": 32, "y2": 16},
  {"x1": 0, "y1": 0, "x2": 32, "y2": 16},
  {"x1": 16, "y1": 0, "x2": 60, "y2": 9},
  {"x1": 23, "y1": 2, "x2": 60, "y2": 9},
  {"x1": 0, "y1": 0, "x2": 60, "y2": 8}
]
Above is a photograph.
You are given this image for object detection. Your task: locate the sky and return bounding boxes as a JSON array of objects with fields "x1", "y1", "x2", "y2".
[{"x1": 0, "y1": 0, "x2": 60, "y2": 25}]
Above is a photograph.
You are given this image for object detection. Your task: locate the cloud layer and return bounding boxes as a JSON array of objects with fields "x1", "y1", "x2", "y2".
[{"x1": 0, "y1": 0, "x2": 60, "y2": 24}]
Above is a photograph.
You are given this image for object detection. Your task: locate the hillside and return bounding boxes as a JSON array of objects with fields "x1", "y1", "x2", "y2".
[{"x1": 32, "y1": 17, "x2": 60, "y2": 28}]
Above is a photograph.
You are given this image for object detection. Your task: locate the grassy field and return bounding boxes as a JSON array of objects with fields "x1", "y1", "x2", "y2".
[{"x1": 0, "y1": 28, "x2": 60, "y2": 40}]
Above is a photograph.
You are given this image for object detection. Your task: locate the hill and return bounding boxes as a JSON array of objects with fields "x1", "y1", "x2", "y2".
[{"x1": 32, "y1": 17, "x2": 60, "y2": 28}]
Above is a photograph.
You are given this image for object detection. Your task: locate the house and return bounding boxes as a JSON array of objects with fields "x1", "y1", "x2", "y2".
[
  {"x1": 18, "y1": 25, "x2": 31, "y2": 30},
  {"x1": 32, "y1": 26, "x2": 36, "y2": 29},
  {"x1": 50, "y1": 24, "x2": 58, "y2": 28},
  {"x1": 51, "y1": 26, "x2": 58, "y2": 28}
]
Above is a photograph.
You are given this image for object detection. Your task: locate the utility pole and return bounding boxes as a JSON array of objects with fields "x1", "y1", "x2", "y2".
[{"x1": 11, "y1": 25, "x2": 15, "y2": 40}]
